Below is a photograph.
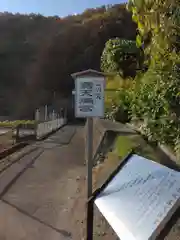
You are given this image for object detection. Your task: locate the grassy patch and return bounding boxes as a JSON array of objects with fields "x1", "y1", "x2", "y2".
[
  {"x1": 114, "y1": 134, "x2": 158, "y2": 161},
  {"x1": 0, "y1": 120, "x2": 36, "y2": 128},
  {"x1": 115, "y1": 135, "x2": 133, "y2": 158}
]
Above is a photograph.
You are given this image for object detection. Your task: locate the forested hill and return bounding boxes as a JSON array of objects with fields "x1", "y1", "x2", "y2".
[{"x1": 0, "y1": 4, "x2": 136, "y2": 118}]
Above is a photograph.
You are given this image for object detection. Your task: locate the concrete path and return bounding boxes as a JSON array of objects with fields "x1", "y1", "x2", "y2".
[{"x1": 0, "y1": 125, "x2": 85, "y2": 240}]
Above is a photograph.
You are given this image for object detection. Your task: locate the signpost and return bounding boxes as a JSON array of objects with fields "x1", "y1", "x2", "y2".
[{"x1": 71, "y1": 69, "x2": 105, "y2": 240}]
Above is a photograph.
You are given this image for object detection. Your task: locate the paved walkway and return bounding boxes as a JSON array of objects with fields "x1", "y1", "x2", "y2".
[{"x1": 0, "y1": 125, "x2": 85, "y2": 240}]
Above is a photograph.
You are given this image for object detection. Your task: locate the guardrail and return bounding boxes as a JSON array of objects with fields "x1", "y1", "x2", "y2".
[
  {"x1": 36, "y1": 118, "x2": 66, "y2": 139},
  {"x1": 15, "y1": 118, "x2": 67, "y2": 141}
]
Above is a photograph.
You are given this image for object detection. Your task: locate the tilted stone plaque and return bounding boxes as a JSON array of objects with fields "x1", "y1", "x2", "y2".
[{"x1": 95, "y1": 154, "x2": 180, "y2": 240}]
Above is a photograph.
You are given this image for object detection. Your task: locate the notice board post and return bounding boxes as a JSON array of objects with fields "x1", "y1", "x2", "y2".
[
  {"x1": 71, "y1": 69, "x2": 106, "y2": 240},
  {"x1": 86, "y1": 116, "x2": 93, "y2": 240}
]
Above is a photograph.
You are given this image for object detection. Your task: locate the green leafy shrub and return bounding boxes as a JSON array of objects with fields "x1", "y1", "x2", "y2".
[
  {"x1": 105, "y1": 88, "x2": 133, "y2": 122},
  {"x1": 103, "y1": 0, "x2": 180, "y2": 158},
  {"x1": 130, "y1": 67, "x2": 180, "y2": 145},
  {"x1": 126, "y1": 0, "x2": 180, "y2": 156},
  {"x1": 101, "y1": 38, "x2": 141, "y2": 78},
  {"x1": 104, "y1": 75, "x2": 134, "y2": 122}
]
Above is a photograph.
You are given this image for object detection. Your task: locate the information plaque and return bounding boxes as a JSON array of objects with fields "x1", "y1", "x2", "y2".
[{"x1": 95, "y1": 154, "x2": 180, "y2": 240}]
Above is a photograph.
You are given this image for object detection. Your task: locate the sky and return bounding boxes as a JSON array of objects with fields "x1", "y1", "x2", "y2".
[{"x1": 0, "y1": 0, "x2": 126, "y2": 17}]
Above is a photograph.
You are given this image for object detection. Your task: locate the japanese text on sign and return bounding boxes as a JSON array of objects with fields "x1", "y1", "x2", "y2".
[{"x1": 75, "y1": 78, "x2": 104, "y2": 117}]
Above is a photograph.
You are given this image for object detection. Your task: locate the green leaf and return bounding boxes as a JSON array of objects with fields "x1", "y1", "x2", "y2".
[{"x1": 136, "y1": 35, "x2": 142, "y2": 47}]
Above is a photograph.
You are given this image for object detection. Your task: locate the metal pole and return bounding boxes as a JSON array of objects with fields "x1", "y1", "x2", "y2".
[
  {"x1": 35, "y1": 109, "x2": 40, "y2": 122},
  {"x1": 87, "y1": 117, "x2": 93, "y2": 198},
  {"x1": 86, "y1": 117, "x2": 94, "y2": 240},
  {"x1": 45, "y1": 105, "x2": 48, "y2": 121},
  {"x1": 52, "y1": 110, "x2": 55, "y2": 120}
]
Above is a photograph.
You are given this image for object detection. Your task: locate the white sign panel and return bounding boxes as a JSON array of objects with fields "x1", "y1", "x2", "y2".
[
  {"x1": 95, "y1": 154, "x2": 180, "y2": 240},
  {"x1": 75, "y1": 77, "x2": 104, "y2": 118}
]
